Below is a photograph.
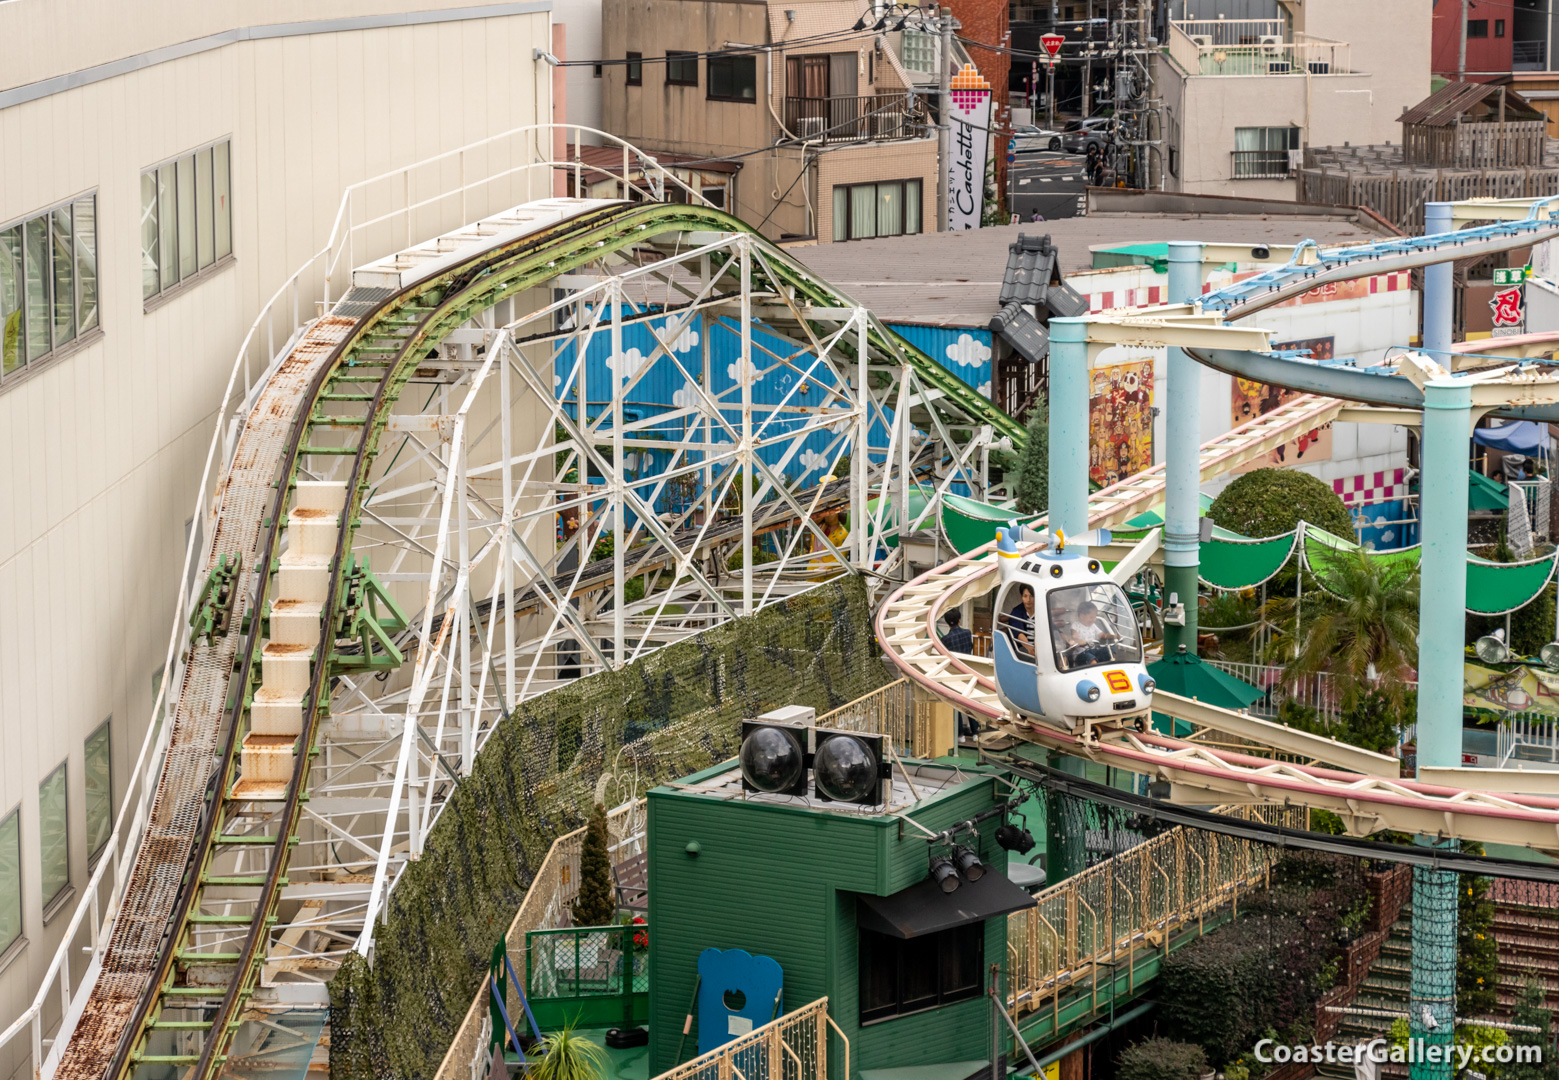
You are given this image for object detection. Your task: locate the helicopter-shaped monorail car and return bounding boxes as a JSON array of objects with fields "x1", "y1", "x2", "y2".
[{"x1": 987, "y1": 524, "x2": 1155, "y2": 732}]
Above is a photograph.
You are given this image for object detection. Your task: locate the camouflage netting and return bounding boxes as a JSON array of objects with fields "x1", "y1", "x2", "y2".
[{"x1": 329, "y1": 577, "x2": 890, "y2": 1080}]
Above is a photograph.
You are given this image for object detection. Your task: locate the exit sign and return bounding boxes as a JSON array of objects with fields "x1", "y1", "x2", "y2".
[{"x1": 1493, "y1": 266, "x2": 1527, "y2": 285}]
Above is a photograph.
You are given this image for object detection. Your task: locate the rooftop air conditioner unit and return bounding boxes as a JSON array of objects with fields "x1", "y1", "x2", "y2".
[
  {"x1": 797, "y1": 116, "x2": 826, "y2": 140},
  {"x1": 1258, "y1": 34, "x2": 1283, "y2": 54},
  {"x1": 1189, "y1": 33, "x2": 1213, "y2": 47}
]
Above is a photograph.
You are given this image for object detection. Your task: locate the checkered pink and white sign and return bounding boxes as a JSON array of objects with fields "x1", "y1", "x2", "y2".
[{"x1": 1333, "y1": 468, "x2": 1406, "y2": 506}]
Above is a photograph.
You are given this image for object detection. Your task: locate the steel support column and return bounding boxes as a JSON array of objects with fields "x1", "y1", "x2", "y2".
[
  {"x1": 1163, "y1": 242, "x2": 1202, "y2": 654},
  {"x1": 1409, "y1": 376, "x2": 1469, "y2": 1080},
  {"x1": 1423, "y1": 202, "x2": 1454, "y2": 358},
  {"x1": 1048, "y1": 318, "x2": 1089, "y2": 538}
]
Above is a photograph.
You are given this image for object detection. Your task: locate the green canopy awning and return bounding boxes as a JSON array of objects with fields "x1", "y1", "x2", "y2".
[
  {"x1": 940, "y1": 492, "x2": 1026, "y2": 554},
  {"x1": 1199, "y1": 531, "x2": 1299, "y2": 591},
  {"x1": 1466, "y1": 552, "x2": 1559, "y2": 615},
  {"x1": 1147, "y1": 652, "x2": 1265, "y2": 710},
  {"x1": 1469, "y1": 469, "x2": 1511, "y2": 512}
]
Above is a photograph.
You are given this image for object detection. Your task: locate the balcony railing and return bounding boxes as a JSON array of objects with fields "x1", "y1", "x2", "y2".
[
  {"x1": 1230, "y1": 148, "x2": 1294, "y2": 179},
  {"x1": 1168, "y1": 22, "x2": 1350, "y2": 76},
  {"x1": 1174, "y1": 18, "x2": 1286, "y2": 45},
  {"x1": 783, "y1": 94, "x2": 921, "y2": 143},
  {"x1": 1515, "y1": 39, "x2": 1547, "y2": 68}
]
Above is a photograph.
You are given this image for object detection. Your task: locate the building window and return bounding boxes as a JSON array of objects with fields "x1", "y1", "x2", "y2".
[
  {"x1": 85, "y1": 720, "x2": 112, "y2": 863},
  {"x1": 141, "y1": 139, "x2": 232, "y2": 303},
  {"x1": 902, "y1": 29, "x2": 937, "y2": 71},
  {"x1": 1468, "y1": 19, "x2": 1488, "y2": 38},
  {"x1": 0, "y1": 806, "x2": 19, "y2": 959},
  {"x1": 1496, "y1": 18, "x2": 1506, "y2": 36},
  {"x1": 0, "y1": 193, "x2": 99, "y2": 385},
  {"x1": 832, "y1": 179, "x2": 923, "y2": 241},
  {"x1": 1231, "y1": 126, "x2": 1300, "y2": 179},
  {"x1": 626, "y1": 52, "x2": 643, "y2": 86},
  {"x1": 594, "y1": 63, "x2": 603, "y2": 77},
  {"x1": 858, "y1": 922, "x2": 983, "y2": 1024},
  {"x1": 39, "y1": 762, "x2": 69, "y2": 915},
  {"x1": 667, "y1": 50, "x2": 699, "y2": 86},
  {"x1": 709, "y1": 55, "x2": 757, "y2": 101}
]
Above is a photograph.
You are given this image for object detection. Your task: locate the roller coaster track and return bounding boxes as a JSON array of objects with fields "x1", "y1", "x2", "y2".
[
  {"x1": 51, "y1": 196, "x2": 1025, "y2": 1080},
  {"x1": 877, "y1": 203, "x2": 1559, "y2": 858}
]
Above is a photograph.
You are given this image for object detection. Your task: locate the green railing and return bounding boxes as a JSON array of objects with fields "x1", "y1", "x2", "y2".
[{"x1": 526, "y1": 923, "x2": 650, "y2": 1030}]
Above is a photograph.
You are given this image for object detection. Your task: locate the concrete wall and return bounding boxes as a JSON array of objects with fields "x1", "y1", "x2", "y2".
[
  {"x1": 553, "y1": 0, "x2": 605, "y2": 136},
  {"x1": 0, "y1": 1, "x2": 552, "y2": 1058},
  {"x1": 815, "y1": 139, "x2": 939, "y2": 242}
]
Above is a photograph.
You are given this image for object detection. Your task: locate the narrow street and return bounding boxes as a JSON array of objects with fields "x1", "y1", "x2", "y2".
[{"x1": 1007, "y1": 150, "x2": 1089, "y2": 221}]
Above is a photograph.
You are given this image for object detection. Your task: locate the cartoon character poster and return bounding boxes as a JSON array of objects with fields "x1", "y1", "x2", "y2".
[
  {"x1": 1231, "y1": 337, "x2": 1333, "y2": 472},
  {"x1": 1088, "y1": 357, "x2": 1154, "y2": 487}
]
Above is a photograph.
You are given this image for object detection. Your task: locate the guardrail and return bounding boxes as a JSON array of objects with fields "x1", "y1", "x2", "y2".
[
  {"x1": 649, "y1": 996, "x2": 844, "y2": 1080},
  {"x1": 782, "y1": 94, "x2": 920, "y2": 143},
  {"x1": 441, "y1": 800, "x2": 645, "y2": 1080},
  {"x1": 811, "y1": 677, "x2": 947, "y2": 757},
  {"x1": 3, "y1": 123, "x2": 707, "y2": 1080},
  {"x1": 1172, "y1": 18, "x2": 1286, "y2": 46},
  {"x1": 1005, "y1": 803, "x2": 1308, "y2": 1020}
]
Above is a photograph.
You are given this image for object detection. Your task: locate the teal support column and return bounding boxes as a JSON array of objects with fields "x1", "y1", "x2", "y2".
[
  {"x1": 1043, "y1": 752, "x2": 1088, "y2": 883},
  {"x1": 1163, "y1": 242, "x2": 1203, "y2": 654},
  {"x1": 1423, "y1": 203, "x2": 1454, "y2": 357},
  {"x1": 1409, "y1": 377, "x2": 1470, "y2": 1079},
  {"x1": 1048, "y1": 318, "x2": 1090, "y2": 538}
]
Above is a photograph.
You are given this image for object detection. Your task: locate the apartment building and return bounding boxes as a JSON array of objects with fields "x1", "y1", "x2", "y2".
[
  {"x1": 0, "y1": 0, "x2": 554, "y2": 1063},
  {"x1": 1431, "y1": 0, "x2": 1558, "y2": 78},
  {"x1": 1157, "y1": 0, "x2": 1430, "y2": 198},
  {"x1": 600, "y1": 0, "x2": 946, "y2": 241}
]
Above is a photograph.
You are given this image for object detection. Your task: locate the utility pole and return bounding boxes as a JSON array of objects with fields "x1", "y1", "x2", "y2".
[
  {"x1": 1458, "y1": 0, "x2": 1468, "y2": 79},
  {"x1": 1083, "y1": 0, "x2": 1093, "y2": 117},
  {"x1": 937, "y1": 7, "x2": 954, "y2": 231}
]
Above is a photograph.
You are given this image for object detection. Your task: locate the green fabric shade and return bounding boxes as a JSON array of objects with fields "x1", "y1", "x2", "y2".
[
  {"x1": 1148, "y1": 651, "x2": 1265, "y2": 710},
  {"x1": 940, "y1": 492, "x2": 1027, "y2": 554},
  {"x1": 1469, "y1": 469, "x2": 1512, "y2": 512},
  {"x1": 859, "y1": 489, "x2": 933, "y2": 548},
  {"x1": 1199, "y1": 532, "x2": 1299, "y2": 591}
]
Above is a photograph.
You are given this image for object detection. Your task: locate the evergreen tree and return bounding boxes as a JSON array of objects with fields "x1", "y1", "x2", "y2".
[
  {"x1": 571, "y1": 802, "x2": 617, "y2": 928},
  {"x1": 1457, "y1": 869, "x2": 1499, "y2": 1018},
  {"x1": 1505, "y1": 982, "x2": 1559, "y2": 1080},
  {"x1": 1013, "y1": 404, "x2": 1049, "y2": 517}
]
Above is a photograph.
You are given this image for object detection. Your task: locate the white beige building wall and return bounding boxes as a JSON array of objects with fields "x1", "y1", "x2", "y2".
[
  {"x1": 814, "y1": 139, "x2": 938, "y2": 242},
  {"x1": 0, "y1": 0, "x2": 553, "y2": 1055}
]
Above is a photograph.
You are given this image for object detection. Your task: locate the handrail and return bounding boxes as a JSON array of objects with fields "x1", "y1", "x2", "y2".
[{"x1": 648, "y1": 996, "x2": 833, "y2": 1080}]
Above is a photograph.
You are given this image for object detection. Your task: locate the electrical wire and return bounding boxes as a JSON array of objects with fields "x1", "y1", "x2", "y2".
[{"x1": 559, "y1": 24, "x2": 888, "y2": 68}]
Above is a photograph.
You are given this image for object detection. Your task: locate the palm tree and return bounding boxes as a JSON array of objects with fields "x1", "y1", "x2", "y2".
[
  {"x1": 530, "y1": 1025, "x2": 608, "y2": 1080},
  {"x1": 1262, "y1": 547, "x2": 1420, "y2": 715}
]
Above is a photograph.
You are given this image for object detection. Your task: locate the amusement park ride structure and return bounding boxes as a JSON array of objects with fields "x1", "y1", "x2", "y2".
[{"x1": 11, "y1": 120, "x2": 1559, "y2": 1080}]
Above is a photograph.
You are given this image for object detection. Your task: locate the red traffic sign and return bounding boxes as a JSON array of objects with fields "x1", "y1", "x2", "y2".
[{"x1": 1041, "y1": 33, "x2": 1065, "y2": 58}]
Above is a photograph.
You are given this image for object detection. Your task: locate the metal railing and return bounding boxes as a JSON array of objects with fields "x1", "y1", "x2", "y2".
[
  {"x1": 812, "y1": 677, "x2": 943, "y2": 756},
  {"x1": 1173, "y1": 19, "x2": 1286, "y2": 46},
  {"x1": 1188, "y1": 38, "x2": 1351, "y2": 77},
  {"x1": 782, "y1": 94, "x2": 920, "y2": 143},
  {"x1": 1515, "y1": 40, "x2": 1547, "y2": 67},
  {"x1": 649, "y1": 996, "x2": 845, "y2": 1080},
  {"x1": 1510, "y1": 477, "x2": 1552, "y2": 541},
  {"x1": 1231, "y1": 149, "x2": 1294, "y2": 179},
  {"x1": 2, "y1": 123, "x2": 708, "y2": 1080},
  {"x1": 441, "y1": 800, "x2": 645, "y2": 1080},
  {"x1": 1005, "y1": 803, "x2": 1308, "y2": 1019},
  {"x1": 1201, "y1": 659, "x2": 1418, "y2": 727}
]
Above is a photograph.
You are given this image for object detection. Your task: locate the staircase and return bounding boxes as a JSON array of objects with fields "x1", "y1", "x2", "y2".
[{"x1": 1491, "y1": 879, "x2": 1559, "y2": 1016}]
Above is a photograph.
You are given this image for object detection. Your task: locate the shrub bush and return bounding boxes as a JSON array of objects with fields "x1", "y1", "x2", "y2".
[
  {"x1": 1013, "y1": 404, "x2": 1049, "y2": 516},
  {"x1": 1209, "y1": 468, "x2": 1354, "y2": 542},
  {"x1": 1115, "y1": 1037, "x2": 1208, "y2": 1080}
]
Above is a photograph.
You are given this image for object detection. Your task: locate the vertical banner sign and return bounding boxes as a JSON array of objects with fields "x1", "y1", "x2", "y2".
[
  {"x1": 948, "y1": 64, "x2": 992, "y2": 231},
  {"x1": 1491, "y1": 265, "x2": 1526, "y2": 337}
]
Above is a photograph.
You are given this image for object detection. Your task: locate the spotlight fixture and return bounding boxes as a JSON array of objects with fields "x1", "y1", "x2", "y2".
[
  {"x1": 929, "y1": 854, "x2": 961, "y2": 893},
  {"x1": 952, "y1": 845, "x2": 985, "y2": 882},
  {"x1": 813, "y1": 730, "x2": 891, "y2": 805},
  {"x1": 1541, "y1": 641, "x2": 1559, "y2": 672},
  {"x1": 738, "y1": 721, "x2": 807, "y2": 796},
  {"x1": 1475, "y1": 631, "x2": 1510, "y2": 665},
  {"x1": 995, "y1": 822, "x2": 1036, "y2": 854}
]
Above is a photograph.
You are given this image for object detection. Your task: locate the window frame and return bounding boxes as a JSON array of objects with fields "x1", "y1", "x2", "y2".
[
  {"x1": 831, "y1": 179, "x2": 923, "y2": 242},
  {"x1": 1467, "y1": 18, "x2": 1489, "y2": 38},
  {"x1": 0, "y1": 190, "x2": 102, "y2": 391},
  {"x1": 708, "y1": 54, "x2": 758, "y2": 102},
  {"x1": 626, "y1": 52, "x2": 643, "y2": 86},
  {"x1": 140, "y1": 136, "x2": 235, "y2": 308},
  {"x1": 666, "y1": 50, "x2": 699, "y2": 86},
  {"x1": 38, "y1": 760, "x2": 71, "y2": 921},
  {"x1": 84, "y1": 718, "x2": 113, "y2": 866},
  {"x1": 1496, "y1": 18, "x2": 1506, "y2": 36},
  {"x1": 0, "y1": 804, "x2": 22, "y2": 968},
  {"x1": 857, "y1": 920, "x2": 984, "y2": 1025}
]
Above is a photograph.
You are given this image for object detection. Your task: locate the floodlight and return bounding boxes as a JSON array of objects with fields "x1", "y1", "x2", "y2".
[
  {"x1": 1475, "y1": 632, "x2": 1510, "y2": 665},
  {"x1": 738, "y1": 721, "x2": 807, "y2": 796},
  {"x1": 952, "y1": 845, "x2": 986, "y2": 881},
  {"x1": 1542, "y1": 642, "x2": 1559, "y2": 672},
  {"x1": 929, "y1": 854, "x2": 961, "y2": 893}
]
